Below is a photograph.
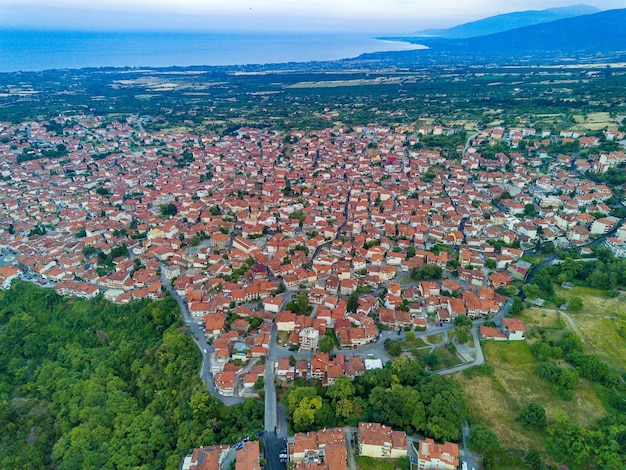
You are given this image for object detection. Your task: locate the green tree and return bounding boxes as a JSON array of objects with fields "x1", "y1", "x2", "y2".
[
  {"x1": 347, "y1": 291, "x2": 359, "y2": 313},
  {"x1": 388, "y1": 342, "x2": 402, "y2": 357},
  {"x1": 510, "y1": 297, "x2": 525, "y2": 315},
  {"x1": 285, "y1": 293, "x2": 313, "y2": 316},
  {"x1": 517, "y1": 403, "x2": 547, "y2": 430},
  {"x1": 293, "y1": 396, "x2": 323, "y2": 431},
  {"x1": 468, "y1": 424, "x2": 501, "y2": 456},
  {"x1": 159, "y1": 203, "x2": 178, "y2": 217},
  {"x1": 524, "y1": 448, "x2": 545, "y2": 470},
  {"x1": 319, "y1": 335, "x2": 334, "y2": 353},
  {"x1": 568, "y1": 297, "x2": 583, "y2": 312}
]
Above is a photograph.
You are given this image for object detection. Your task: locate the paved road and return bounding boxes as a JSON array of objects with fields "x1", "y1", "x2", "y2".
[
  {"x1": 264, "y1": 430, "x2": 287, "y2": 470},
  {"x1": 461, "y1": 422, "x2": 479, "y2": 470}
]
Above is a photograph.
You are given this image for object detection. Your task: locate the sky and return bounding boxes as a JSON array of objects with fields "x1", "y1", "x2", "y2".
[{"x1": 3, "y1": 1, "x2": 625, "y2": 33}]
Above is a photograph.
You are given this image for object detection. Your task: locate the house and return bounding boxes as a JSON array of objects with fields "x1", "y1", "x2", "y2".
[
  {"x1": 264, "y1": 296, "x2": 285, "y2": 314},
  {"x1": 417, "y1": 439, "x2": 459, "y2": 470},
  {"x1": 236, "y1": 441, "x2": 260, "y2": 470},
  {"x1": 479, "y1": 325, "x2": 507, "y2": 340},
  {"x1": 502, "y1": 317, "x2": 526, "y2": 340},
  {"x1": 289, "y1": 428, "x2": 348, "y2": 470},
  {"x1": 358, "y1": 422, "x2": 407, "y2": 459},
  {"x1": 0, "y1": 265, "x2": 22, "y2": 289},
  {"x1": 275, "y1": 357, "x2": 295, "y2": 381},
  {"x1": 276, "y1": 311, "x2": 296, "y2": 331},
  {"x1": 204, "y1": 314, "x2": 226, "y2": 337},
  {"x1": 214, "y1": 371, "x2": 236, "y2": 396},
  {"x1": 299, "y1": 327, "x2": 320, "y2": 350},
  {"x1": 181, "y1": 445, "x2": 230, "y2": 470},
  {"x1": 508, "y1": 260, "x2": 532, "y2": 280}
]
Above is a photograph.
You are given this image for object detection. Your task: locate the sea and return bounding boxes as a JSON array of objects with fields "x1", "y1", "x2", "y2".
[{"x1": 0, "y1": 30, "x2": 426, "y2": 73}]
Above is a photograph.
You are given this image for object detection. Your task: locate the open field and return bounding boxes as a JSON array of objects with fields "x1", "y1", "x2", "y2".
[
  {"x1": 456, "y1": 341, "x2": 606, "y2": 452},
  {"x1": 554, "y1": 286, "x2": 626, "y2": 372},
  {"x1": 286, "y1": 77, "x2": 406, "y2": 88},
  {"x1": 572, "y1": 111, "x2": 618, "y2": 130},
  {"x1": 356, "y1": 456, "x2": 408, "y2": 470}
]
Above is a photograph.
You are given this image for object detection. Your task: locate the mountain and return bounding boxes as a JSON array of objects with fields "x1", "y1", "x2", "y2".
[
  {"x1": 439, "y1": 8, "x2": 626, "y2": 55},
  {"x1": 416, "y1": 4, "x2": 599, "y2": 38}
]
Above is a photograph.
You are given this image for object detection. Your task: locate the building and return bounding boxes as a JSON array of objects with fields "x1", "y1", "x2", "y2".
[
  {"x1": 417, "y1": 438, "x2": 459, "y2": 470},
  {"x1": 358, "y1": 422, "x2": 407, "y2": 459},
  {"x1": 181, "y1": 445, "x2": 230, "y2": 470},
  {"x1": 501, "y1": 317, "x2": 526, "y2": 340},
  {"x1": 236, "y1": 440, "x2": 261, "y2": 470},
  {"x1": 299, "y1": 327, "x2": 320, "y2": 350},
  {"x1": 0, "y1": 264, "x2": 21, "y2": 289},
  {"x1": 289, "y1": 428, "x2": 348, "y2": 470}
]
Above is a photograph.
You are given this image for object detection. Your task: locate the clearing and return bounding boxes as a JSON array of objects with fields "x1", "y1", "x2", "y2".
[
  {"x1": 554, "y1": 286, "x2": 626, "y2": 373},
  {"x1": 456, "y1": 341, "x2": 606, "y2": 452}
]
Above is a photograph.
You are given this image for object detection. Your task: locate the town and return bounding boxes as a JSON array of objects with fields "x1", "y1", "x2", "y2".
[{"x1": 1, "y1": 101, "x2": 625, "y2": 470}]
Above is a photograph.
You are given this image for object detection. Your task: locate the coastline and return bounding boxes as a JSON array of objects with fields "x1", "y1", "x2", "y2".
[{"x1": 0, "y1": 30, "x2": 427, "y2": 73}]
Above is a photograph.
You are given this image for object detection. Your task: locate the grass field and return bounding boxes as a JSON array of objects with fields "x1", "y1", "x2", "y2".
[
  {"x1": 356, "y1": 456, "x2": 408, "y2": 470},
  {"x1": 414, "y1": 345, "x2": 461, "y2": 371},
  {"x1": 572, "y1": 112, "x2": 618, "y2": 130},
  {"x1": 552, "y1": 286, "x2": 626, "y2": 372},
  {"x1": 456, "y1": 341, "x2": 606, "y2": 452},
  {"x1": 424, "y1": 333, "x2": 443, "y2": 344},
  {"x1": 402, "y1": 336, "x2": 429, "y2": 349}
]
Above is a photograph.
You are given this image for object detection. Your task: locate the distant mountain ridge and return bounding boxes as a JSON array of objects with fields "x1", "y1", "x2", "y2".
[
  {"x1": 416, "y1": 4, "x2": 599, "y2": 38},
  {"x1": 439, "y1": 8, "x2": 626, "y2": 54}
]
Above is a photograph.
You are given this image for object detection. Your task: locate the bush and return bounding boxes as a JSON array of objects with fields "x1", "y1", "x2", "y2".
[
  {"x1": 517, "y1": 403, "x2": 547, "y2": 430},
  {"x1": 463, "y1": 364, "x2": 495, "y2": 379}
]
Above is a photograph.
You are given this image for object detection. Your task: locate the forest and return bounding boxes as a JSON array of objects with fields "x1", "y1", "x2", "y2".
[{"x1": 0, "y1": 282, "x2": 263, "y2": 469}]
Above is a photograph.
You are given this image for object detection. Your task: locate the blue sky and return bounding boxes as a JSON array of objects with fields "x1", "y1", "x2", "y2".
[{"x1": 3, "y1": 1, "x2": 624, "y2": 33}]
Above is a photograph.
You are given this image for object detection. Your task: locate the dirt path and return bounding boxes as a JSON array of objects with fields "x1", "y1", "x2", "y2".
[{"x1": 558, "y1": 309, "x2": 596, "y2": 354}]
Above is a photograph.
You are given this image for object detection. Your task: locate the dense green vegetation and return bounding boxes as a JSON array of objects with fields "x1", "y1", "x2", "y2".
[
  {"x1": 0, "y1": 282, "x2": 263, "y2": 469},
  {"x1": 281, "y1": 356, "x2": 469, "y2": 442},
  {"x1": 526, "y1": 247, "x2": 626, "y2": 300}
]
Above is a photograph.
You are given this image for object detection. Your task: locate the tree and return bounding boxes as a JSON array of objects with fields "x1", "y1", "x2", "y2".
[
  {"x1": 327, "y1": 376, "x2": 355, "y2": 402},
  {"x1": 517, "y1": 403, "x2": 547, "y2": 430},
  {"x1": 522, "y1": 283, "x2": 540, "y2": 299},
  {"x1": 347, "y1": 291, "x2": 359, "y2": 313},
  {"x1": 486, "y1": 258, "x2": 497, "y2": 270},
  {"x1": 159, "y1": 203, "x2": 177, "y2": 217},
  {"x1": 387, "y1": 342, "x2": 402, "y2": 357},
  {"x1": 568, "y1": 296, "x2": 583, "y2": 312},
  {"x1": 524, "y1": 203, "x2": 538, "y2": 217},
  {"x1": 453, "y1": 315, "x2": 472, "y2": 328},
  {"x1": 468, "y1": 424, "x2": 501, "y2": 456},
  {"x1": 319, "y1": 335, "x2": 334, "y2": 353},
  {"x1": 292, "y1": 396, "x2": 322, "y2": 431},
  {"x1": 411, "y1": 264, "x2": 442, "y2": 281},
  {"x1": 510, "y1": 297, "x2": 525, "y2": 315},
  {"x1": 285, "y1": 293, "x2": 313, "y2": 316},
  {"x1": 524, "y1": 449, "x2": 546, "y2": 470},
  {"x1": 82, "y1": 245, "x2": 96, "y2": 257}
]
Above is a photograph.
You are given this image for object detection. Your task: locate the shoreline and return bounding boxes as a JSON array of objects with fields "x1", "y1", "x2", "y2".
[{"x1": 0, "y1": 31, "x2": 427, "y2": 73}]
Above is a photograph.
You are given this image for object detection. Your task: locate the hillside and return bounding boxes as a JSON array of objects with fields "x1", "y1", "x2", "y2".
[
  {"x1": 439, "y1": 8, "x2": 626, "y2": 54},
  {"x1": 416, "y1": 4, "x2": 599, "y2": 39}
]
